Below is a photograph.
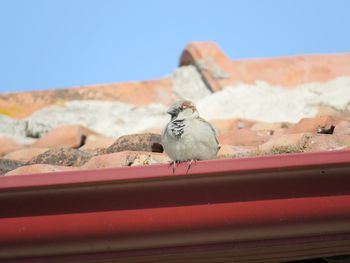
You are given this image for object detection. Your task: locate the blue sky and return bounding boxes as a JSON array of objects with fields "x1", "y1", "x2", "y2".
[{"x1": 0, "y1": 0, "x2": 349, "y2": 92}]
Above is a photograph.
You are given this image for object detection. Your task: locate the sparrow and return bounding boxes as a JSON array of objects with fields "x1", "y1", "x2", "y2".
[{"x1": 162, "y1": 100, "x2": 220, "y2": 170}]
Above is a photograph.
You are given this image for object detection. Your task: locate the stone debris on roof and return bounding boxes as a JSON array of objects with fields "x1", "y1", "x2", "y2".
[
  {"x1": 1, "y1": 42, "x2": 350, "y2": 176},
  {"x1": 197, "y1": 77, "x2": 350, "y2": 122}
]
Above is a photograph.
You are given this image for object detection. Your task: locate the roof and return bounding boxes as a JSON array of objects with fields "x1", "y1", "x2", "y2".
[{"x1": 0, "y1": 41, "x2": 350, "y2": 262}]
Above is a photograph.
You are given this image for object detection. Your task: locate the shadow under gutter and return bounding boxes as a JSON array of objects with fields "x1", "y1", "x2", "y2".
[{"x1": 0, "y1": 150, "x2": 350, "y2": 262}]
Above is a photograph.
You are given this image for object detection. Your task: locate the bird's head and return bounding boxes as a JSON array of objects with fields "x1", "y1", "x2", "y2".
[{"x1": 167, "y1": 100, "x2": 199, "y2": 120}]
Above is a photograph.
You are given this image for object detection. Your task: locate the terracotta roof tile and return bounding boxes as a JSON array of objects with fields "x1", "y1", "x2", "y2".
[
  {"x1": 258, "y1": 132, "x2": 312, "y2": 154},
  {"x1": 333, "y1": 120, "x2": 350, "y2": 136},
  {"x1": 81, "y1": 151, "x2": 169, "y2": 170},
  {"x1": 0, "y1": 77, "x2": 173, "y2": 119},
  {"x1": 79, "y1": 134, "x2": 116, "y2": 152},
  {"x1": 104, "y1": 133, "x2": 163, "y2": 154},
  {"x1": 0, "y1": 137, "x2": 21, "y2": 156},
  {"x1": 0, "y1": 158, "x2": 24, "y2": 175},
  {"x1": 3, "y1": 147, "x2": 49, "y2": 163},
  {"x1": 217, "y1": 145, "x2": 257, "y2": 158},
  {"x1": 218, "y1": 127, "x2": 270, "y2": 146},
  {"x1": 305, "y1": 134, "x2": 350, "y2": 152},
  {"x1": 251, "y1": 122, "x2": 289, "y2": 132},
  {"x1": 27, "y1": 148, "x2": 93, "y2": 167},
  {"x1": 32, "y1": 125, "x2": 98, "y2": 149},
  {"x1": 230, "y1": 54, "x2": 350, "y2": 87},
  {"x1": 180, "y1": 42, "x2": 234, "y2": 92},
  {"x1": 287, "y1": 116, "x2": 336, "y2": 134},
  {"x1": 5, "y1": 164, "x2": 77, "y2": 176},
  {"x1": 180, "y1": 42, "x2": 350, "y2": 90}
]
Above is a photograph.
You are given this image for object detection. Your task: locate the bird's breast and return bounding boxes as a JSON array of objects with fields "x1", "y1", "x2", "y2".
[{"x1": 167, "y1": 119, "x2": 185, "y2": 138}]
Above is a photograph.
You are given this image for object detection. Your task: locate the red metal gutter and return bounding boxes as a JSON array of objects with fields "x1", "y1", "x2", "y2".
[{"x1": 1, "y1": 150, "x2": 350, "y2": 262}]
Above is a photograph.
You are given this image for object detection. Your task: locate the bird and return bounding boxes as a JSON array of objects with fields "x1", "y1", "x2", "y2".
[{"x1": 162, "y1": 100, "x2": 220, "y2": 171}]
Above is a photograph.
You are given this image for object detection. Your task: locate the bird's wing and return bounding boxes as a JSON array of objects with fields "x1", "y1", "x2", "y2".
[{"x1": 197, "y1": 117, "x2": 220, "y2": 149}]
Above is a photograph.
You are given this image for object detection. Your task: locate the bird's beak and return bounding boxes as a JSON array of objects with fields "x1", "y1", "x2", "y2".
[
  {"x1": 167, "y1": 107, "x2": 176, "y2": 115},
  {"x1": 167, "y1": 107, "x2": 179, "y2": 118},
  {"x1": 167, "y1": 108, "x2": 174, "y2": 115}
]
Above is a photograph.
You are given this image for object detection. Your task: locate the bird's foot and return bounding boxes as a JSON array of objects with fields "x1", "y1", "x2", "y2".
[
  {"x1": 168, "y1": 160, "x2": 178, "y2": 173},
  {"x1": 186, "y1": 159, "x2": 197, "y2": 174},
  {"x1": 168, "y1": 159, "x2": 197, "y2": 174}
]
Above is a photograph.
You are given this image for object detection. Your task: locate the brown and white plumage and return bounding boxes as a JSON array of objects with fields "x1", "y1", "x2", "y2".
[{"x1": 162, "y1": 100, "x2": 220, "y2": 162}]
